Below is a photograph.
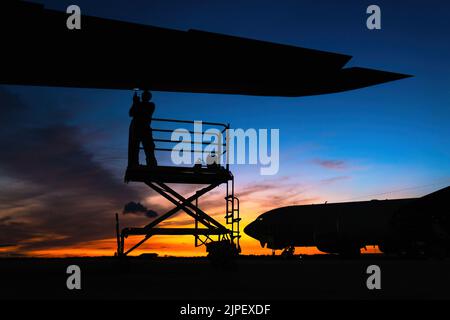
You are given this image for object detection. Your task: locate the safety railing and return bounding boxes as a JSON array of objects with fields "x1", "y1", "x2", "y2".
[{"x1": 148, "y1": 118, "x2": 230, "y2": 171}]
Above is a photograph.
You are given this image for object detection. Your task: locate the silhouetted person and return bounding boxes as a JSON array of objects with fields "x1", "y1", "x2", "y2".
[{"x1": 128, "y1": 90, "x2": 157, "y2": 167}]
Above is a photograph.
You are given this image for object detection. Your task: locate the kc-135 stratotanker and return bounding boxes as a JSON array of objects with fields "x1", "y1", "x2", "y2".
[{"x1": 245, "y1": 186, "x2": 450, "y2": 257}]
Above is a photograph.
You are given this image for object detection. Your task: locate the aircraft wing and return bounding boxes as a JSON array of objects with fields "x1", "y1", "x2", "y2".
[{"x1": 0, "y1": 1, "x2": 411, "y2": 96}]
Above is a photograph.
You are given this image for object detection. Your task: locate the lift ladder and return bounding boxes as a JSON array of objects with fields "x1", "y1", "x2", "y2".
[{"x1": 116, "y1": 118, "x2": 240, "y2": 259}]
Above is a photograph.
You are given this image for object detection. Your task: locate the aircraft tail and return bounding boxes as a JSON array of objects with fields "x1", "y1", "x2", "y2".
[
  {"x1": 421, "y1": 185, "x2": 450, "y2": 203},
  {"x1": 403, "y1": 185, "x2": 450, "y2": 218}
]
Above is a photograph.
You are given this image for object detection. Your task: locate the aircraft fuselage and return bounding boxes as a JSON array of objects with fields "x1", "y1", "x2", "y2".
[{"x1": 244, "y1": 186, "x2": 450, "y2": 256}]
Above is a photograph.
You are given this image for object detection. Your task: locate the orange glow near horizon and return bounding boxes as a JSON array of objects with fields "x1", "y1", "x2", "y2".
[
  {"x1": 26, "y1": 236, "x2": 379, "y2": 258},
  {"x1": 27, "y1": 237, "x2": 323, "y2": 257},
  {"x1": 7, "y1": 189, "x2": 381, "y2": 257}
]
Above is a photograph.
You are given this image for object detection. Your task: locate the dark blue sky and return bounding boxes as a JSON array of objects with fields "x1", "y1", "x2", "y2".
[{"x1": 5, "y1": 0, "x2": 450, "y2": 200}]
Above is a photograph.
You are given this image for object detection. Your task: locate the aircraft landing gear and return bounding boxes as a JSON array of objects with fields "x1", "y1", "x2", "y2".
[
  {"x1": 206, "y1": 240, "x2": 239, "y2": 266},
  {"x1": 339, "y1": 246, "x2": 361, "y2": 258},
  {"x1": 281, "y1": 246, "x2": 295, "y2": 258}
]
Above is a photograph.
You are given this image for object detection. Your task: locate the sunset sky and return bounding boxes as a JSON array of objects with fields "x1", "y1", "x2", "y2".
[{"x1": 0, "y1": 0, "x2": 449, "y2": 257}]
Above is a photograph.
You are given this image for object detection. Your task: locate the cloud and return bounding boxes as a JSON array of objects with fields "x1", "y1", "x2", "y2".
[
  {"x1": 123, "y1": 201, "x2": 158, "y2": 218},
  {"x1": 313, "y1": 159, "x2": 348, "y2": 170},
  {"x1": 236, "y1": 177, "x2": 321, "y2": 210},
  {"x1": 0, "y1": 88, "x2": 155, "y2": 253},
  {"x1": 320, "y1": 176, "x2": 351, "y2": 185}
]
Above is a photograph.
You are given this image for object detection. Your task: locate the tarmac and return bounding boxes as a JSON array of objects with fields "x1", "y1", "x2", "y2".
[{"x1": 1, "y1": 255, "x2": 449, "y2": 300}]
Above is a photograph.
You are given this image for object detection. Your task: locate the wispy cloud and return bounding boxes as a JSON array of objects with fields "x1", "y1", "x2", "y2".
[
  {"x1": 320, "y1": 175, "x2": 351, "y2": 185},
  {"x1": 313, "y1": 159, "x2": 348, "y2": 170},
  {"x1": 237, "y1": 177, "x2": 322, "y2": 211}
]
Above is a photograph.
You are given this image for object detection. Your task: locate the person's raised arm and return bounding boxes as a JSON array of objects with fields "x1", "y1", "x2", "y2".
[{"x1": 129, "y1": 93, "x2": 140, "y2": 117}]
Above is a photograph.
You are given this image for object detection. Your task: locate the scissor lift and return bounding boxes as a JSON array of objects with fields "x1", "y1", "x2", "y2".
[{"x1": 116, "y1": 118, "x2": 240, "y2": 261}]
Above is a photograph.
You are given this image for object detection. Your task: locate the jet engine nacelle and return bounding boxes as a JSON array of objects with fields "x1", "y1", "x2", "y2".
[
  {"x1": 314, "y1": 228, "x2": 361, "y2": 256},
  {"x1": 314, "y1": 229, "x2": 340, "y2": 254}
]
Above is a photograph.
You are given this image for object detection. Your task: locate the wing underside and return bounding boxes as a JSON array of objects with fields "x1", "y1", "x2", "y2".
[{"x1": 0, "y1": 2, "x2": 411, "y2": 96}]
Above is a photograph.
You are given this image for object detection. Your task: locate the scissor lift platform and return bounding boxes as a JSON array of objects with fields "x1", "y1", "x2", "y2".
[
  {"x1": 125, "y1": 165, "x2": 233, "y2": 184},
  {"x1": 117, "y1": 118, "x2": 241, "y2": 260}
]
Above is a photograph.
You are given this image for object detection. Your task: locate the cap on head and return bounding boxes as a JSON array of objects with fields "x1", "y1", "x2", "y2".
[{"x1": 142, "y1": 90, "x2": 152, "y2": 102}]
